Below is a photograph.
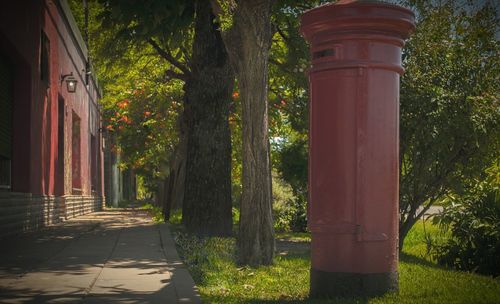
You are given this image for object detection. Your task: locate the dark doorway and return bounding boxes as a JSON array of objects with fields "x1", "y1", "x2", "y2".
[
  {"x1": 72, "y1": 112, "x2": 81, "y2": 193},
  {"x1": 0, "y1": 53, "x2": 13, "y2": 190},
  {"x1": 90, "y1": 134, "x2": 97, "y2": 192},
  {"x1": 55, "y1": 96, "x2": 65, "y2": 195}
]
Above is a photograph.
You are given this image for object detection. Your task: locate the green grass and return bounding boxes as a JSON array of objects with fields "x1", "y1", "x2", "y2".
[
  {"x1": 140, "y1": 203, "x2": 165, "y2": 223},
  {"x1": 275, "y1": 231, "x2": 311, "y2": 242},
  {"x1": 170, "y1": 220, "x2": 500, "y2": 303},
  {"x1": 169, "y1": 209, "x2": 183, "y2": 225},
  {"x1": 401, "y1": 218, "x2": 449, "y2": 259}
]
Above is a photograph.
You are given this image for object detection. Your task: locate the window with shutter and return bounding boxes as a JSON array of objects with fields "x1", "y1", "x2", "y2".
[
  {"x1": 40, "y1": 31, "x2": 50, "y2": 86},
  {"x1": 72, "y1": 112, "x2": 81, "y2": 193}
]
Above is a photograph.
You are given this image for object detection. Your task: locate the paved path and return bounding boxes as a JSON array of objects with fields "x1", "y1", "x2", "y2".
[{"x1": 0, "y1": 209, "x2": 201, "y2": 303}]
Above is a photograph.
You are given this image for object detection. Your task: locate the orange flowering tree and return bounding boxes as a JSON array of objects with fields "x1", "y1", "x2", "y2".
[
  {"x1": 94, "y1": 37, "x2": 185, "y2": 192},
  {"x1": 101, "y1": 81, "x2": 183, "y2": 191}
]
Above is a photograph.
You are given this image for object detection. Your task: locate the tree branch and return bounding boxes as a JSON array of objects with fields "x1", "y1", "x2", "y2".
[
  {"x1": 148, "y1": 38, "x2": 190, "y2": 76},
  {"x1": 165, "y1": 69, "x2": 187, "y2": 81},
  {"x1": 415, "y1": 192, "x2": 442, "y2": 220},
  {"x1": 295, "y1": 3, "x2": 315, "y2": 11},
  {"x1": 210, "y1": 0, "x2": 223, "y2": 16},
  {"x1": 179, "y1": 45, "x2": 191, "y2": 66},
  {"x1": 269, "y1": 58, "x2": 294, "y2": 74}
]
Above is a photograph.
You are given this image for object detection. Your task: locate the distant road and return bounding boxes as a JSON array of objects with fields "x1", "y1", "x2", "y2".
[{"x1": 417, "y1": 205, "x2": 444, "y2": 219}]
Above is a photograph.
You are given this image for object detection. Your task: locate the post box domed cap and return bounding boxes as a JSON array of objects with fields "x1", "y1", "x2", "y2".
[{"x1": 300, "y1": 0, "x2": 415, "y2": 42}]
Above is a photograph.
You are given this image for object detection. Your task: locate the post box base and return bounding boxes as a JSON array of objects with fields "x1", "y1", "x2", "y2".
[{"x1": 310, "y1": 268, "x2": 398, "y2": 298}]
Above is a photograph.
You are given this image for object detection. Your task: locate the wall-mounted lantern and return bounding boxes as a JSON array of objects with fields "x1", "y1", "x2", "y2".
[
  {"x1": 60, "y1": 72, "x2": 78, "y2": 93},
  {"x1": 98, "y1": 126, "x2": 109, "y2": 149}
]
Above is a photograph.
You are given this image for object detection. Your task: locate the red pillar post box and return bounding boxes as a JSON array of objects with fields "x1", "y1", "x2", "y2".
[{"x1": 300, "y1": 0, "x2": 415, "y2": 297}]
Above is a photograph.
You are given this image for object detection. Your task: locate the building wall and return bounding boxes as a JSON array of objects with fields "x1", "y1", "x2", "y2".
[
  {"x1": 0, "y1": 0, "x2": 39, "y2": 194},
  {"x1": 0, "y1": 0, "x2": 104, "y2": 238}
]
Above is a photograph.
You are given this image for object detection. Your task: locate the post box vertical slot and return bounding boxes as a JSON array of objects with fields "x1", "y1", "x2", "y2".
[{"x1": 313, "y1": 48, "x2": 335, "y2": 59}]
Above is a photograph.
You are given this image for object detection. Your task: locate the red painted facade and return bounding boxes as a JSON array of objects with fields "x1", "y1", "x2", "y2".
[{"x1": 0, "y1": 0, "x2": 104, "y2": 236}]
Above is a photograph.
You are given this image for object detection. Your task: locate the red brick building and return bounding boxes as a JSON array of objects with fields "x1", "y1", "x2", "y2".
[{"x1": 0, "y1": 0, "x2": 104, "y2": 237}]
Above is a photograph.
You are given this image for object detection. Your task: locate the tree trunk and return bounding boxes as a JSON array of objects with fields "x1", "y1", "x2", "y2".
[
  {"x1": 222, "y1": 0, "x2": 275, "y2": 266},
  {"x1": 162, "y1": 174, "x2": 174, "y2": 220},
  {"x1": 181, "y1": 0, "x2": 234, "y2": 236},
  {"x1": 122, "y1": 169, "x2": 136, "y2": 202},
  {"x1": 399, "y1": 214, "x2": 418, "y2": 252},
  {"x1": 162, "y1": 119, "x2": 187, "y2": 219},
  {"x1": 111, "y1": 150, "x2": 121, "y2": 207},
  {"x1": 170, "y1": 143, "x2": 186, "y2": 211}
]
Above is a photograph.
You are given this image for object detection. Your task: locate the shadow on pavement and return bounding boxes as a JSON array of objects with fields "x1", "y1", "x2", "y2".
[{"x1": 0, "y1": 209, "x2": 200, "y2": 303}]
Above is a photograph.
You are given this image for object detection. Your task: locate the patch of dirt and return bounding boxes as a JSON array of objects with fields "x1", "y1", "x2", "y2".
[{"x1": 276, "y1": 238, "x2": 310, "y2": 256}]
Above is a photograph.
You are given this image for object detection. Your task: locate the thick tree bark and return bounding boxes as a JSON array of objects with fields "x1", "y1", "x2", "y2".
[
  {"x1": 181, "y1": 0, "x2": 234, "y2": 236},
  {"x1": 161, "y1": 175, "x2": 172, "y2": 220},
  {"x1": 162, "y1": 120, "x2": 187, "y2": 220},
  {"x1": 221, "y1": 0, "x2": 275, "y2": 265},
  {"x1": 122, "y1": 169, "x2": 136, "y2": 201},
  {"x1": 170, "y1": 146, "x2": 186, "y2": 211},
  {"x1": 399, "y1": 216, "x2": 417, "y2": 252},
  {"x1": 160, "y1": 133, "x2": 186, "y2": 221}
]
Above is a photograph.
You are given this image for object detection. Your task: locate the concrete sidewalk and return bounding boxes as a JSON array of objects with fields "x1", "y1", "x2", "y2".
[{"x1": 0, "y1": 209, "x2": 201, "y2": 303}]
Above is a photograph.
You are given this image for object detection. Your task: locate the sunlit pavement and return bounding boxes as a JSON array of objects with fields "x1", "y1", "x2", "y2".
[{"x1": 0, "y1": 209, "x2": 201, "y2": 303}]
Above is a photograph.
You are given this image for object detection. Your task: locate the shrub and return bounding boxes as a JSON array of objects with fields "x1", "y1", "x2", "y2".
[
  {"x1": 273, "y1": 198, "x2": 307, "y2": 232},
  {"x1": 140, "y1": 203, "x2": 165, "y2": 223},
  {"x1": 169, "y1": 208, "x2": 182, "y2": 225},
  {"x1": 432, "y1": 179, "x2": 500, "y2": 276},
  {"x1": 275, "y1": 138, "x2": 309, "y2": 232},
  {"x1": 272, "y1": 174, "x2": 307, "y2": 232}
]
